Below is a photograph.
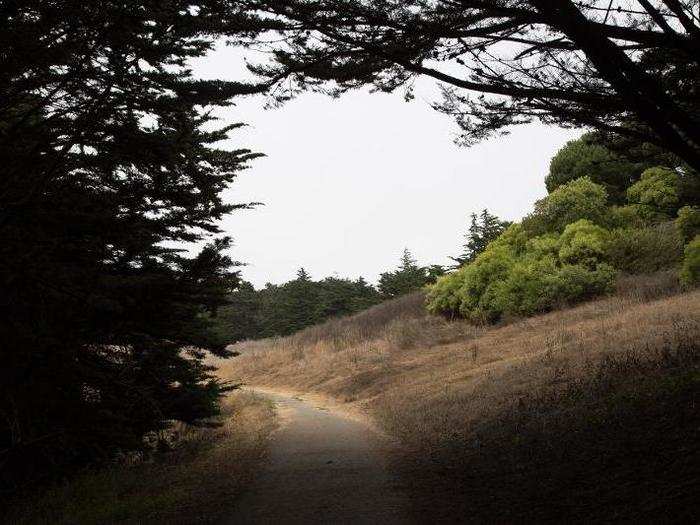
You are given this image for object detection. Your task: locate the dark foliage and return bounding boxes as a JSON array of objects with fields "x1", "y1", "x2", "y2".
[
  {"x1": 227, "y1": 0, "x2": 700, "y2": 173},
  {"x1": 212, "y1": 252, "x2": 444, "y2": 342},
  {"x1": 546, "y1": 133, "x2": 650, "y2": 203},
  {"x1": 378, "y1": 249, "x2": 444, "y2": 299},
  {"x1": 0, "y1": 0, "x2": 263, "y2": 493},
  {"x1": 211, "y1": 271, "x2": 382, "y2": 340}
]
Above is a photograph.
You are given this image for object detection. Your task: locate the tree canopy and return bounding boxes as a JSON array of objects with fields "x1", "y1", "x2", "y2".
[
  {"x1": 1, "y1": 0, "x2": 263, "y2": 492},
  {"x1": 546, "y1": 134, "x2": 644, "y2": 202},
  {"x1": 228, "y1": 0, "x2": 700, "y2": 172}
]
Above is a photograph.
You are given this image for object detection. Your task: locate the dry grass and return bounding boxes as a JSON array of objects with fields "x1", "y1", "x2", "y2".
[
  {"x1": 7, "y1": 391, "x2": 277, "y2": 525},
  {"x1": 223, "y1": 272, "x2": 695, "y2": 449},
  {"x1": 220, "y1": 271, "x2": 700, "y2": 520}
]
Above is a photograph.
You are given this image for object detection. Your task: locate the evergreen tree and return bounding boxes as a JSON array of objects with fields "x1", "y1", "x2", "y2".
[
  {"x1": 378, "y1": 249, "x2": 437, "y2": 298},
  {"x1": 348, "y1": 277, "x2": 383, "y2": 312},
  {"x1": 210, "y1": 281, "x2": 262, "y2": 344},
  {"x1": 284, "y1": 268, "x2": 320, "y2": 333},
  {"x1": 210, "y1": 273, "x2": 383, "y2": 340},
  {"x1": 0, "y1": 0, "x2": 263, "y2": 491},
  {"x1": 426, "y1": 265, "x2": 447, "y2": 283},
  {"x1": 451, "y1": 210, "x2": 510, "y2": 267}
]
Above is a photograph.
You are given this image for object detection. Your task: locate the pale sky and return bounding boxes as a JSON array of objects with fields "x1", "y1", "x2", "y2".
[{"x1": 192, "y1": 43, "x2": 581, "y2": 288}]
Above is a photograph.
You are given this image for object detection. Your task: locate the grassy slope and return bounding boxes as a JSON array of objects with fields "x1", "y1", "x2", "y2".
[
  {"x1": 221, "y1": 272, "x2": 700, "y2": 522},
  {"x1": 7, "y1": 392, "x2": 277, "y2": 525}
]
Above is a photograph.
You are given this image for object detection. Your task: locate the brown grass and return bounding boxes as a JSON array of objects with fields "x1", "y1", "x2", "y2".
[
  {"x1": 220, "y1": 271, "x2": 700, "y2": 521},
  {"x1": 7, "y1": 391, "x2": 277, "y2": 525},
  {"x1": 222, "y1": 272, "x2": 694, "y2": 448}
]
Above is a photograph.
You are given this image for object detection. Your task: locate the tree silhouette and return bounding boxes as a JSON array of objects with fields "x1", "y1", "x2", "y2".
[
  {"x1": 229, "y1": 0, "x2": 700, "y2": 172},
  {"x1": 1, "y1": 1, "x2": 264, "y2": 491}
]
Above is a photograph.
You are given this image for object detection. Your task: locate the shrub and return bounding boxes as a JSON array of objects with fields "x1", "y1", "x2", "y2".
[
  {"x1": 427, "y1": 223, "x2": 617, "y2": 323},
  {"x1": 495, "y1": 260, "x2": 616, "y2": 318},
  {"x1": 680, "y1": 236, "x2": 700, "y2": 287},
  {"x1": 548, "y1": 263, "x2": 617, "y2": 303},
  {"x1": 608, "y1": 205, "x2": 646, "y2": 228},
  {"x1": 676, "y1": 206, "x2": 700, "y2": 244},
  {"x1": 558, "y1": 220, "x2": 610, "y2": 268},
  {"x1": 605, "y1": 222, "x2": 684, "y2": 274},
  {"x1": 626, "y1": 166, "x2": 680, "y2": 219},
  {"x1": 457, "y1": 244, "x2": 517, "y2": 322},
  {"x1": 426, "y1": 271, "x2": 464, "y2": 318},
  {"x1": 525, "y1": 233, "x2": 560, "y2": 259},
  {"x1": 524, "y1": 177, "x2": 609, "y2": 234},
  {"x1": 493, "y1": 256, "x2": 559, "y2": 316}
]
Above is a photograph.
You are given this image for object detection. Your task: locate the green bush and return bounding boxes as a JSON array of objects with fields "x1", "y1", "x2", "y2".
[
  {"x1": 525, "y1": 233, "x2": 560, "y2": 259},
  {"x1": 548, "y1": 263, "x2": 617, "y2": 303},
  {"x1": 680, "y1": 236, "x2": 700, "y2": 287},
  {"x1": 558, "y1": 220, "x2": 610, "y2": 268},
  {"x1": 605, "y1": 222, "x2": 684, "y2": 274},
  {"x1": 626, "y1": 166, "x2": 680, "y2": 220},
  {"x1": 492, "y1": 259, "x2": 616, "y2": 319},
  {"x1": 425, "y1": 270, "x2": 464, "y2": 317},
  {"x1": 456, "y1": 244, "x2": 517, "y2": 322},
  {"x1": 427, "y1": 223, "x2": 617, "y2": 323},
  {"x1": 676, "y1": 206, "x2": 700, "y2": 244},
  {"x1": 524, "y1": 177, "x2": 609, "y2": 234},
  {"x1": 492, "y1": 256, "x2": 558, "y2": 316},
  {"x1": 608, "y1": 205, "x2": 646, "y2": 228},
  {"x1": 427, "y1": 172, "x2": 690, "y2": 323}
]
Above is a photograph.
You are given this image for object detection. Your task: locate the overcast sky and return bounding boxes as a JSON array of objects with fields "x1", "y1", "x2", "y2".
[{"x1": 192, "y1": 44, "x2": 581, "y2": 288}]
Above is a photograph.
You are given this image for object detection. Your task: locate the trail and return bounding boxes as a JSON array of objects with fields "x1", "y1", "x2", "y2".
[{"x1": 224, "y1": 390, "x2": 414, "y2": 524}]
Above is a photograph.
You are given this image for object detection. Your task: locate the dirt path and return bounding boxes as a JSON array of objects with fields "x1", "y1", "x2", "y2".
[{"x1": 223, "y1": 390, "x2": 414, "y2": 524}]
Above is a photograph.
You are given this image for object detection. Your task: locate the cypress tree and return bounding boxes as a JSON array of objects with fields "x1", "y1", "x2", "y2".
[
  {"x1": 378, "y1": 249, "x2": 435, "y2": 298},
  {"x1": 0, "y1": 0, "x2": 263, "y2": 491}
]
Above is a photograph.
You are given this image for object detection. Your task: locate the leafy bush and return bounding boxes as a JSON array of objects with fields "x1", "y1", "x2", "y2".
[
  {"x1": 608, "y1": 205, "x2": 646, "y2": 228},
  {"x1": 524, "y1": 177, "x2": 609, "y2": 234},
  {"x1": 548, "y1": 263, "x2": 617, "y2": 302},
  {"x1": 428, "y1": 169, "x2": 689, "y2": 324},
  {"x1": 456, "y1": 243, "x2": 517, "y2": 322},
  {"x1": 492, "y1": 256, "x2": 559, "y2": 317},
  {"x1": 427, "y1": 223, "x2": 617, "y2": 323},
  {"x1": 680, "y1": 236, "x2": 700, "y2": 287},
  {"x1": 626, "y1": 167, "x2": 680, "y2": 219},
  {"x1": 558, "y1": 220, "x2": 610, "y2": 268},
  {"x1": 425, "y1": 271, "x2": 464, "y2": 317},
  {"x1": 676, "y1": 206, "x2": 700, "y2": 244},
  {"x1": 605, "y1": 222, "x2": 684, "y2": 274}
]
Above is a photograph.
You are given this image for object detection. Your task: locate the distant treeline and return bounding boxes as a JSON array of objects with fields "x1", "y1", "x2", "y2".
[{"x1": 211, "y1": 250, "x2": 445, "y2": 341}]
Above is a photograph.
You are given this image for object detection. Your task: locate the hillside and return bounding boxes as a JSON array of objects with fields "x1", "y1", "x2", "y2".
[{"x1": 219, "y1": 272, "x2": 700, "y2": 521}]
